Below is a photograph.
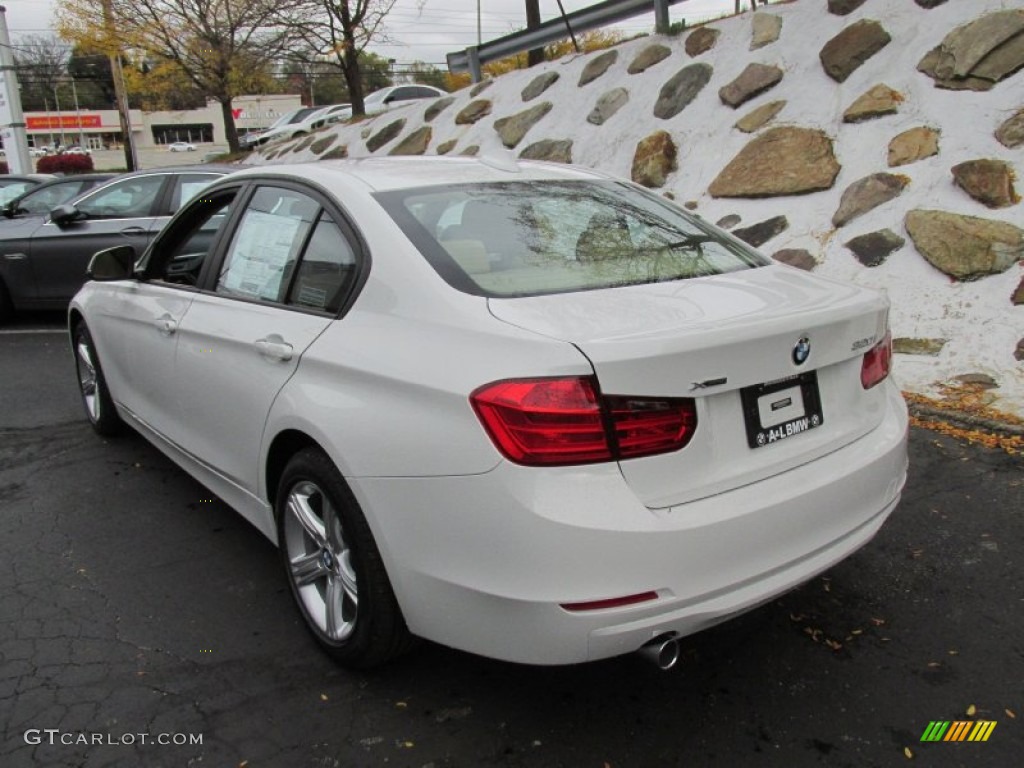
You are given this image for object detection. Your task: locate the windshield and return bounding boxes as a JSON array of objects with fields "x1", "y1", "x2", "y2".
[
  {"x1": 376, "y1": 180, "x2": 769, "y2": 298},
  {"x1": 365, "y1": 89, "x2": 388, "y2": 105}
]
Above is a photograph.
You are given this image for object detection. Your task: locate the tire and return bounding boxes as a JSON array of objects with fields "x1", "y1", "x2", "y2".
[
  {"x1": 72, "y1": 322, "x2": 123, "y2": 436},
  {"x1": 277, "y1": 448, "x2": 415, "y2": 667}
]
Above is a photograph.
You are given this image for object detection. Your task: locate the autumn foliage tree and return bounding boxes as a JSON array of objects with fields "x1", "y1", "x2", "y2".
[
  {"x1": 290, "y1": 1, "x2": 404, "y2": 117},
  {"x1": 56, "y1": 0, "x2": 308, "y2": 152}
]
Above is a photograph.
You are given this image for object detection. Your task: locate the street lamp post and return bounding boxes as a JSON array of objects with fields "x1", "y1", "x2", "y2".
[{"x1": 53, "y1": 84, "x2": 66, "y2": 147}]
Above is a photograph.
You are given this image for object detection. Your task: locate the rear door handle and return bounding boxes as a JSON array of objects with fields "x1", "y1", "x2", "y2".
[
  {"x1": 120, "y1": 226, "x2": 147, "y2": 236},
  {"x1": 254, "y1": 335, "x2": 294, "y2": 362},
  {"x1": 156, "y1": 315, "x2": 177, "y2": 335}
]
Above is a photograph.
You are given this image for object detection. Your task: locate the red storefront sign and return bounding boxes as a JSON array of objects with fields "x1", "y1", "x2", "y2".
[{"x1": 26, "y1": 115, "x2": 103, "y2": 130}]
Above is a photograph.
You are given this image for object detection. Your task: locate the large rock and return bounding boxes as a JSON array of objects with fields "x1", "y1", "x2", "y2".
[
  {"x1": 894, "y1": 338, "x2": 947, "y2": 356},
  {"x1": 1012, "y1": 276, "x2": 1024, "y2": 305},
  {"x1": 951, "y1": 159, "x2": 1019, "y2": 208},
  {"x1": 1015, "y1": 338, "x2": 1024, "y2": 362},
  {"x1": 685, "y1": 26, "x2": 720, "y2": 57},
  {"x1": 735, "y1": 100, "x2": 785, "y2": 133},
  {"x1": 917, "y1": 10, "x2": 1024, "y2": 90},
  {"x1": 905, "y1": 209, "x2": 1024, "y2": 280},
  {"x1": 750, "y1": 13, "x2": 783, "y2": 50},
  {"x1": 845, "y1": 229, "x2": 905, "y2": 267},
  {"x1": 436, "y1": 139, "x2": 457, "y2": 155},
  {"x1": 995, "y1": 107, "x2": 1024, "y2": 148},
  {"x1": 733, "y1": 215, "x2": 789, "y2": 247},
  {"x1": 832, "y1": 172, "x2": 909, "y2": 227},
  {"x1": 654, "y1": 63, "x2": 713, "y2": 120},
  {"x1": 460, "y1": 145, "x2": 480, "y2": 157},
  {"x1": 820, "y1": 19, "x2": 892, "y2": 83},
  {"x1": 424, "y1": 96, "x2": 454, "y2": 122},
  {"x1": 455, "y1": 99, "x2": 492, "y2": 125},
  {"x1": 389, "y1": 126, "x2": 432, "y2": 156},
  {"x1": 470, "y1": 80, "x2": 493, "y2": 97},
  {"x1": 828, "y1": 0, "x2": 868, "y2": 16},
  {"x1": 772, "y1": 248, "x2": 816, "y2": 271},
  {"x1": 320, "y1": 145, "x2": 349, "y2": 161},
  {"x1": 587, "y1": 87, "x2": 629, "y2": 125},
  {"x1": 716, "y1": 214, "x2": 741, "y2": 229},
  {"x1": 366, "y1": 119, "x2": 405, "y2": 153},
  {"x1": 310, "y1": 134, "x2": 337, "y2": 155},
  {"x1": 628, "y1": 44, "x2": 671, "y2": 74},
  {"x1": 708, "y1": 127, "x2": 841, "y2": 198},
  {"x1": 631, "y1": 130, "x2": 678, "y2": 188},
  {"x1": 522, "y1": 72, "x2": 559, "y2": 102},
  {"x1": 843, "y1": 83, "x2": 903, "y2": 123},
  {"x1": 578, "y1": 50, "x2": 618, "y2": 86},
  {"x1": 519, "y1": 139, "x2": 573, "y2": 164},
  {"x1": 888, "y1": 126, "x2": 940, "y2": 167},
  {"x1": 493, "y1": 102, "x2": 552, "y2": 148},
  {"x1": 718, "y1": 63, "x2": 783, "y2": 109},
  {"x1": 914, "y1": 0, "x2": 948, "y2": 8}
]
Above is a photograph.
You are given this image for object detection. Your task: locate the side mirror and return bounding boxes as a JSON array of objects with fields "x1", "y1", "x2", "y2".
[
  {"x1": 2, "y1": 202, "x2": 14, "y2": 219},
  {"x1": 87, "y1": 245, "x2": 137, "y2": 281},
  {"x1": 50, "y1": 204, "x2": 83, "y2": 227}
]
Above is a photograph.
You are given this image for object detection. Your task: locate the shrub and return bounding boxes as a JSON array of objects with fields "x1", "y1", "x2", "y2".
[{"x1": 36, "y1": 154, "x2": 95, "y2": 174}]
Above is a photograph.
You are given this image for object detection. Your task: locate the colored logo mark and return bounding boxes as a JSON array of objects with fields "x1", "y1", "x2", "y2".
[{"x1": 920, "y1": 721, "x2": 997, "y2": 742}]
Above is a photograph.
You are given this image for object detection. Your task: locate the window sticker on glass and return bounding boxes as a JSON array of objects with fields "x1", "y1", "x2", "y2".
[{"x1": 220, "y1": 211, "x2": 303, "y2": 300}]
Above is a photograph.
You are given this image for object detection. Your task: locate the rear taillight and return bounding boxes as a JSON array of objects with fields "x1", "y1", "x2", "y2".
[
  {"x1": 860, "y1": 332, "x2": 892, "y2": 389},
  {"x1": 471, "y1": 376, "x2": 697, "y2": 467}
]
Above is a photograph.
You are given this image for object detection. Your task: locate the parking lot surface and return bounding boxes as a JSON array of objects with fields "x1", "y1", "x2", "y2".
[{"x1": 1, "y1": 314, "x2": 1020, "y2": 767}]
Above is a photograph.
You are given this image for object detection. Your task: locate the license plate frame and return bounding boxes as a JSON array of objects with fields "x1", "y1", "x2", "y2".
[{"x1": 740, "y1": 371, "x2": 824, "y2": 449}]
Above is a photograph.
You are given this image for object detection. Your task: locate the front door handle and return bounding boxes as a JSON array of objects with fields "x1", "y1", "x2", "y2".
[
  {"x1": 254, "y1": 335, "x2": 294, "y2": 362},
  {"x1": 120, "y1": 226, "x2": 147, "y2": 236},
  {"x1": 156, "y1": 314, "x2": 177, "y2": 335}
]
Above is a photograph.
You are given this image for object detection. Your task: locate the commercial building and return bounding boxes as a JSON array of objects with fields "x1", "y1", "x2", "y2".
[{"x1": 19, "y1": 94, "x2": 303, "y2": 151}]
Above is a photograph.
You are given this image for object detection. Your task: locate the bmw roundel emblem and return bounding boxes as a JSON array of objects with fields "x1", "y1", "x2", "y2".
[{"x1": 792, "y1": 336, "x2": 811, "y2": 366}]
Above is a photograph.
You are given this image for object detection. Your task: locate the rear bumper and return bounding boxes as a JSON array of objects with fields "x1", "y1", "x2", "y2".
[{"x1": 352, "y1": 384, "x2": 908, "y2": 665}]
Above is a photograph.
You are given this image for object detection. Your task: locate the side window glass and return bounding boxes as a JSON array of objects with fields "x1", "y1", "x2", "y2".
[
  {"x1": 76, "y1": 176, "x2": 165, "y2": 219},
  {"x1": 215, "y1": 187, "x2": 319, "y2": 303},
  {"x1": 170, "y1": 173, "x2": 221, "y2": 213},
  {"x1": 391, "y1": 87, "x2": 414, "y2": 101},
  {"x1": 20, "y1": 181, "x2": 85, "y2": 214},
  {"x1": 153, "y1": 193, "x2": 236, "y2": 286},
  {"x1": 286, "y1": 214, "x2": 357, "y2": 313}
]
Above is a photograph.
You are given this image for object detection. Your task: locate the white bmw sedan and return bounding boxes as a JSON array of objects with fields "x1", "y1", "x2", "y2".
[{"x1": 69, "y1": 157, "x2": 908, "y2": 668}]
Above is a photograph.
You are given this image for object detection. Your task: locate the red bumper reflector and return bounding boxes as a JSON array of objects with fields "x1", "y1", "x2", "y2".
[{"x1": 561, "y1": 591, "x2": 659, "y2": 612}]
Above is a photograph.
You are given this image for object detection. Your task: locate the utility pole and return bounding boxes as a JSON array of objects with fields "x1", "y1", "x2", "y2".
[
  {"x1": 103, "y1": 0, "x2": 137, "y2": 170},
  {"x1": 0, "y1": 5, "x2": 31, "y2": 173},
  {"x1": 525, "y1": 0, "x2": 543, "y2": 67}
]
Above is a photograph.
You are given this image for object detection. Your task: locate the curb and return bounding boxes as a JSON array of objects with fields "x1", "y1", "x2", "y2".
[{"x1": 908, "y1": 402, "x2": 1024, "y2": 439}]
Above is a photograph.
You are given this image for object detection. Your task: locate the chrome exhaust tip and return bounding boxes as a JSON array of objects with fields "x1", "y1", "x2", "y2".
[{"x1": 638, "y1": 634, "x2": 680, "y2": 670}]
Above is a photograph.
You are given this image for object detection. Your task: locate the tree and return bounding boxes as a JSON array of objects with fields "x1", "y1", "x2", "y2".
[
  {"x1": 290, "y1": 1, "x2": 404, "y2": 116},
  {"x1": 57, "y1": 0, "x2": 309, "y2": 152},
  {"x1": 13, "y1": 35, "x2": 71, "y2": 112},
  {"x1": 67, "y1": 48, "x2": 116, "y2": 109},
  {"x1": 407, "y1": 60, "x2": 445, "y2": 90}
]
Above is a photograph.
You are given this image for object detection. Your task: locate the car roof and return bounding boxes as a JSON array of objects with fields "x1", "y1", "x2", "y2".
[
  {"x1": 7, "y1": 172, "x2": 116, "y2": 198},
  {"x1": 105, "y1": 164, "x2": 237, "y2": 180},
  {"x1": 0, "y1": 174, "x2": 54, "y2": 183},
  {"x1": 227, "y1": 156, "x2": 608, "y2": 193}
]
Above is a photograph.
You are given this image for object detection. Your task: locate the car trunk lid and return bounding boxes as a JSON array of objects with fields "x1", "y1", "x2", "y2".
[{"x1": 488, "y1": 265, "x2": 892, "y2": 508}]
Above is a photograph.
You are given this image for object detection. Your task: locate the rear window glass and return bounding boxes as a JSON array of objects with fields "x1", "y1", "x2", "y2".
[{"x1": 376, "y1": 181, "x2": 769, "y2": 298}]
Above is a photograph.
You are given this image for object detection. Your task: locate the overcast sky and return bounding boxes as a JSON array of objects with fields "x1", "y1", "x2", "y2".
[{"x1": 3, "y1": 0, "x2": 752, "y2": 66}]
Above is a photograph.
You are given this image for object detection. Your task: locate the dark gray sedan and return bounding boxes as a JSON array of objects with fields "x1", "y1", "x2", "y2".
[{"x1": 0, "y1": 166, "x2": 232, "y2": 321}]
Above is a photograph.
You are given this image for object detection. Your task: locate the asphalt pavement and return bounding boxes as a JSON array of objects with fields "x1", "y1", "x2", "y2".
[{"x1": 1, "y1": 314, "x2": 1021, "y2": 768}]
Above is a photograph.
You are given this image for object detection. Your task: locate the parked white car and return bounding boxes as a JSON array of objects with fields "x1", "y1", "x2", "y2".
[
  {"x1": 325, "y1": 85, "x2": 448, "y2": 124},
  {"x1": 168, "y1": 141, "x2": 196, "y2": 152},
  {"x1": 70, "y1": 157, "x2": 908, "y2": 668}
]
